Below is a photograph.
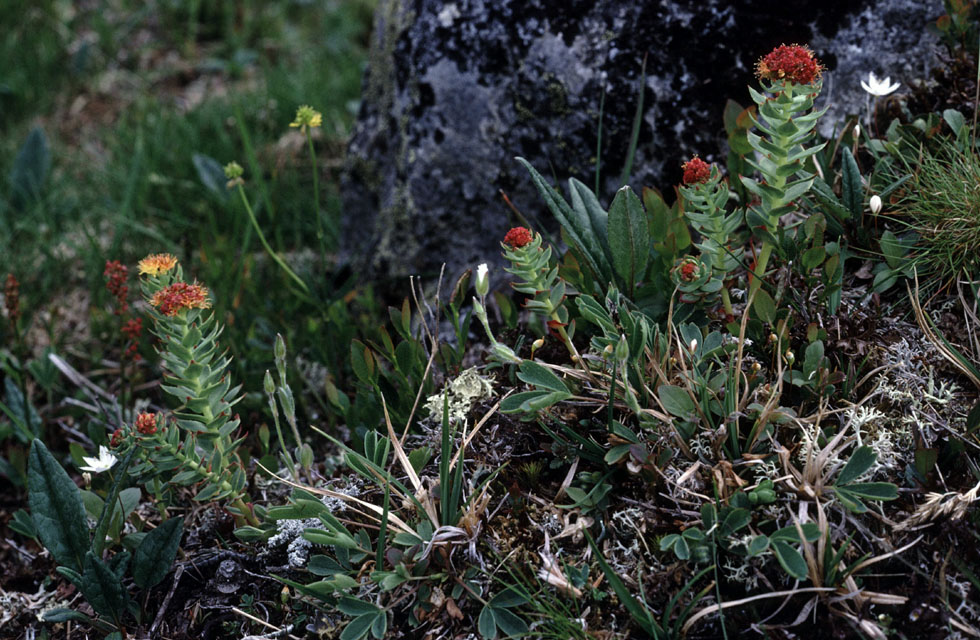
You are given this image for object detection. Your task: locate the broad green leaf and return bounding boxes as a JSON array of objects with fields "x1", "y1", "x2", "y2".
[
  {"x1": 608, "y1": 185, "x2": 650, "y2": 293},
  {"x1": 341, "y1": 613, "x2": 379, "y2": 640},
  {"x1": 80, "y1": 551, "x2": 129, "y2": 619},
  {"x1": 752, "y1": 289, "x2": 777, "y2": 324},
  {"x1": 771, "y1": 523, "x2": 821, "y2": 543},
  {"x1": 771, "y1": 540, "x2": 808, "y2": 580},
  {"x1": 747, "y1": 535, "x2": 770, "y2": 556},
  {"x1": 837, "y1": 446, "x2": 876, "y2": 485},
  {"x1": 720, "y1": 508, "x2": 751, "y2": 536},
  {"x1": 132, "y1": 517, "x2": 183, "y2": 589},
  {"x1": 478, "y1": 605, "x2": 498, "y2": 639},
  {"x1": 834, "y1": 486, "x2": 868, "y2": 513},
  {"x1": 658, "y1": 385, "x2": 695, "y2": 418},
  {"x1": 516, "y1": 360, "x2": 569, "y2": 394},
  {"x1": 493, "y1": 606, "x2": 529, "y2": 637},
  {"x1": 337, "y1": 596, "x2": 382, "y2": 617},
  {"x1": 28, "y1": 439, "x2": 89, "y2": 572},
  {"x1": 488, "y1": 587, "x2": 528, "y2": 608}
]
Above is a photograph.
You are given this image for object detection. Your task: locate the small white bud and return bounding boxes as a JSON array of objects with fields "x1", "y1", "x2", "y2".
[
  {"x1": 853, "y1": 123, "x2": 861, "y2": 139},
  {"x1": 869, "y1": 194, "x2": 882, "y2": 215},
  {"x1": 690, "y1": 338, "x2": 698, "y2": 353},
  {"x1": 475, "y1": 263, "x2": 490, "y2": 297}
]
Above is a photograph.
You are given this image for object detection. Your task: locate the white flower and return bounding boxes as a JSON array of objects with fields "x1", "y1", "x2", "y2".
[
  {"x1": 80, "y1": 446, "x2": 117, "y2": 473},
  {"x1": 861, "y1": 72, "x2": 900, "y2": 97},
  {"x1": 869, "y1": 194, "x2": 882, "y2": 215}
]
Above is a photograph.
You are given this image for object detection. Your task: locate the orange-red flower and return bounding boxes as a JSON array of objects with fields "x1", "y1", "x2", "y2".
[
  {"x1": 756, "y1": 44, "x2": 823, "y2": 85},
  {"x1": 503, "y1": 227, "x2": 534, "y2": 248},
  {"x1": 138, "y1": 253, "x2": 178, "y2": 276},
  {"x1": 682, "y1": 156, "x2": 711, "y2": 185},
  {"x1": 151, "y1": 281, "x2": 211, "y2": 316},
  {"x1": 135, "y1": 412, "x2": 158, "y2": 435}
]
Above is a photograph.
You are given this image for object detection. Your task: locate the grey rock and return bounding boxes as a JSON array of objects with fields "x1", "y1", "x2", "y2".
[{"x1": 341, "y1": 0, "x2": 941, "y2": 285}]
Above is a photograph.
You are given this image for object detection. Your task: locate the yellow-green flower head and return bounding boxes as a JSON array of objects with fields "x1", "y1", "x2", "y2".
[
  {"x1": 224, "y1": 161, "x2": 244, "y2": 179},
  {"x1": 290, "y1": 105, "x2": 322, "y2": 132},
  {"x1": 224, "y1": 161, "x2": 244, "y2": 188}
]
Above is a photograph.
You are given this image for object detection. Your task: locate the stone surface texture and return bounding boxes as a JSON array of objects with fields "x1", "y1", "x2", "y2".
[{"x1": 341, "y1": 0, "x2": 941, "y2": 284}]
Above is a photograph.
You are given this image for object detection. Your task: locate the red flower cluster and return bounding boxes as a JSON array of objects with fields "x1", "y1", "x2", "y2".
[
  {"x1": 675, "y1": 257, "x2": 704, "y2": 283},
  {"x1": 135, "y1": 412, "x2": 158, "y2": 435},
  {"x1": 682, "y1": 156, "x2": 711, "y2": 185},
  {"x1": 110, "y1": 428, "x2": 125, "y2": 447},
  {"x1": 122, "y1": 318, "x2": 142, "y2": 361},
  {"x1": 756, "y1": 44, "x2": 823, "y2": 85},
  {"x1": 150, "y1": 282, "x2": 211, "y2": 316},
  {"x1": 4, "y1": 274, "x2": 20, "y2": 326},
  {"x1": 104, "y1": 260, "x2": 130, "y2": 315},
  {"x1": 503, "y1": 227, "x2": 534, "y2": 248}
]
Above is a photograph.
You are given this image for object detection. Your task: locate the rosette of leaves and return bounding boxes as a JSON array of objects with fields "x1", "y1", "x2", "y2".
[
  {"x1": 680, "y1": 164, "x2": 741, "y2": 315},
  {"x1": 133, "y1": 263, "x2": 251, "y2": 519}
]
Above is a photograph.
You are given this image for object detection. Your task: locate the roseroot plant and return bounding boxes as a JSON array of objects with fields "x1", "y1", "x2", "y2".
[
  {"x1": 115, "y1": 253, "x2": 254, "y2": 523},
  {"x1": 677, "y1": 156, "x2": 741, "y2": 316},
  {"x1": 499, "y1": 226, "x2": 585, "y2": 366},
  {"x1": 28, "y1": 439, "x2": 183, "y2": 637},
  {"x1": 742, "y1": 44, "x2": 828, "y2": 304}
]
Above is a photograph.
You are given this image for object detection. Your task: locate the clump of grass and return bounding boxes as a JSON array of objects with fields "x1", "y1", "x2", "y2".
[{"x1": 893, "y1": 141, "x2": 980, "y2": 281}]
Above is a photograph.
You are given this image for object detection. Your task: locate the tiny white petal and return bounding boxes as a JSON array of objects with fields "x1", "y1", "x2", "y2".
[{"x1": 476, "y1": 263, "x2": 488, "y2": 281}]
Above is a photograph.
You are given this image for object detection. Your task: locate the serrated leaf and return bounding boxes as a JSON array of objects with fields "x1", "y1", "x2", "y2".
[
  {"x1": 132, "y1": 517, "x2": 183, "y2": 589},
  {"x1": 28, "y1": 439, "x2": 89, "y2": 572}
]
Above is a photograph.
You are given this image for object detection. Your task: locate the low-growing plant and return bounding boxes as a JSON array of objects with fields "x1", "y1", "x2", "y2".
[{"x1": 27, "y1": 439, "x2": 183, "y2": 637}]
